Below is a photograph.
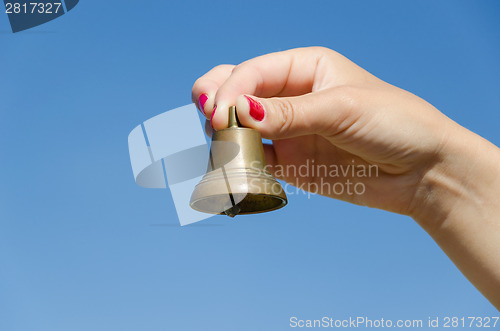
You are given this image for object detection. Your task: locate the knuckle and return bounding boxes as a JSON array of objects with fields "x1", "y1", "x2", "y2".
[
  {"x1": 326, "y1": 85, "x2": 362, "y2": 137},
  {"x1": 273, "y1": 98, "x2": 295, "y2": 135},
  {"x1": 332, "y1": 85, "x2": 359, "y2": 112},
  {"x1": 213, "y1": 64, "x2": 233, "y2": 72},
  {"x1": 307, "y1": 46, "x2": 337, "y2": 58},
  {"x1": 308, "y1": 46, "x2": 330, "y2": 54}
]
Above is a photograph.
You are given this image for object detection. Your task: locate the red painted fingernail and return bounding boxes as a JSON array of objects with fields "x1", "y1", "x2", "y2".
[
  {"x1": 210, "y1": 105, "x2": 217, "y2": 129},
  {"x1": 198, "y1": 94, "x2": 208, "y2": 114},
  {"x1": 245, "y1": 95, "x2": 264, "y2": 121}
]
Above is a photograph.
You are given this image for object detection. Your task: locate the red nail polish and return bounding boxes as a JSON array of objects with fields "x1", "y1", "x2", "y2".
[
  {"x1": 210, "y1": 105, "x2": 217, "y2": 129},
  {"x1": 198, "y1": 94, "x2": 208, "y2": 114},
  {"x1": 245, "y1": 95, "x2": 264, "y2": 121}
]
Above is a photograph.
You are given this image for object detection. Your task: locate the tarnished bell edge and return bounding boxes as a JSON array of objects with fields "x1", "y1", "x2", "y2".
[{"x1": 189, "y1": 106, "x2": 287, "y2": 217}]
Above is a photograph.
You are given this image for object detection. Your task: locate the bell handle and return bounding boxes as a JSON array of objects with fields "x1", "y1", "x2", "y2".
[{"x1": 228, "y1": 106, "x2": 241, "y2": 128}]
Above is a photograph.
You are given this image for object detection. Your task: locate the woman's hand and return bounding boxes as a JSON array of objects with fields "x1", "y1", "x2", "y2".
[
  {"x1": 192, "y1": 47, "x2": 500, "y2": 309},
  {"x1": 193, "y1": 47, "x2": 462, "y2": 222}
]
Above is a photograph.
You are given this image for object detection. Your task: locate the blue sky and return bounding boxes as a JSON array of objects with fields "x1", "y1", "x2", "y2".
[{"x1": 1, "y1": 1, "x2": 500, "y2": 330}]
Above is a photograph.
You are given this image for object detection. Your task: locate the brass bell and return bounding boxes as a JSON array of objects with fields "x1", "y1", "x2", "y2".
[{"x1": 190, "y1": 106, "x2": 287, "y2": 217}]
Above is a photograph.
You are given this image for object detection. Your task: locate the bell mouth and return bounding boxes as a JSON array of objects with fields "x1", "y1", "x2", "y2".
[{"x1": 190, "y1": 193, "x2": 287, "y2": 216}]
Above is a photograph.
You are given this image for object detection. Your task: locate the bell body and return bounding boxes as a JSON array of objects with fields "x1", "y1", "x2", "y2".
[{"x1": 190, "y1": 111, "x2": 287, "y2": 217}]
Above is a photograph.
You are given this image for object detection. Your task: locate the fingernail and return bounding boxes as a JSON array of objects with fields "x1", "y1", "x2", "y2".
[
  {"x1": 210, "y1": 105, "x2": 217, "y2": 129},
  {"x1": 198, "y1": 93, "x2": 208, "y2": 114},
  {"x1": 245, "y1": 95, "x2": 264, "y2": 121}
]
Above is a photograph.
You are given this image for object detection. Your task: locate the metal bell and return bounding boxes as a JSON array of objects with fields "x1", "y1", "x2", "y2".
[{"x1": 190, "y1": 106, "x2": 287, "y2": 217}]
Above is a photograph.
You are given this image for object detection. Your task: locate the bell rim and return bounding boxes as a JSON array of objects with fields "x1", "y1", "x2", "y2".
[{"x1": 190, "y1": 192, "x2": 287, "y2": 215}]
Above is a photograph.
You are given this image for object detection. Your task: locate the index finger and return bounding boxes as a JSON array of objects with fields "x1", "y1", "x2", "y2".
[{"x1": 211, "y1": 47, "x2": 334, "y2": 130}]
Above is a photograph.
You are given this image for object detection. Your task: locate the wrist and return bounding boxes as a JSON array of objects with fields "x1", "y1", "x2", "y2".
[{"x1": 410, "y1": 126, "x2": 500, "y2": 236}]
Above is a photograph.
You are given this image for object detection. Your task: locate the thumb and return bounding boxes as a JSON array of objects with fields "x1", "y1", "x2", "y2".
[{"x1": 235, "y1": 87, "x2": 361, "y2": 140}]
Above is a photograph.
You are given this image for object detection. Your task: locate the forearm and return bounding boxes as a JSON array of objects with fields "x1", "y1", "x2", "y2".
[{"x1": 413, "y1": 125, "x2": 500, "y2": 309}]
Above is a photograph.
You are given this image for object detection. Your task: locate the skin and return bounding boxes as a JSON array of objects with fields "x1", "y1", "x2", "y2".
[{"x1": 192, "y1": 47, "x2": 500, "y2": 309}]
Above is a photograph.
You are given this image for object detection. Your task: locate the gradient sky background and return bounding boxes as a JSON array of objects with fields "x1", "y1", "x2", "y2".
[{"x1": 1, "y1": 1, "x2": 500, "y2": 330}]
